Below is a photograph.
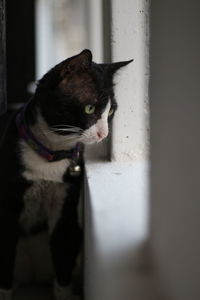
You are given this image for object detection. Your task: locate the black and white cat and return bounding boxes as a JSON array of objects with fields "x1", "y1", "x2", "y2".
[{"x1": 0, "y1": 50, "x2": 132, "y2": 300}]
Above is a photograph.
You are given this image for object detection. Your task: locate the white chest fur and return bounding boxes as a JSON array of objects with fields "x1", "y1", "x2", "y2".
[
  {"x1": 19, "y1": 140, "x2": 70, "y2": 233},
  {"x1": 20, "y1": 180, "x2": 68, "y2": 233},
  {"x1": 20, "y1": 140, "x2": 70, "y2": 183}
]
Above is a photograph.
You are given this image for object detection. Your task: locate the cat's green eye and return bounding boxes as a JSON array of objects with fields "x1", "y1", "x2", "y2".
[
  {"x1": 85, "y1": 105, "x2": 95, "y2": 114},
  {"x1": 109, "y1": 108, "x2": 114, "y2": 116}
]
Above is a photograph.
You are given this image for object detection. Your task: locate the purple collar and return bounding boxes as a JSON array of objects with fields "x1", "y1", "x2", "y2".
[{"x1": 16, "y1": 104, "x2": 84, "y2": 162}]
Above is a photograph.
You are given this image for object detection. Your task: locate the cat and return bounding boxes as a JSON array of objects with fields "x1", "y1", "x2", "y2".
[{"x1": 0, "y1": 49, "x2": 132, "y2": 300}]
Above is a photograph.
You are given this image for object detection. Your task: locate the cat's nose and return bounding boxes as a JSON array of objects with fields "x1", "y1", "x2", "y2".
[
  {"x1": 97, "y1": 131, "x2": 107, "y2": 139},
  {"x1": 97, "y1": 132, "x2": 103, "y2": 139}
]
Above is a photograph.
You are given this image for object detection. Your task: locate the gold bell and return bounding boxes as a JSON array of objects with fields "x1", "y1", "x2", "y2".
[{"x1": 69, "y1": 164, "x2": 82, "y2": 177}]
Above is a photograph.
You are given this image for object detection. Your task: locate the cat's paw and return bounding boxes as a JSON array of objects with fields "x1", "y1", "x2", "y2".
[
  {"x1": 0, "y1": 289, "x2": 12, "y2": 300},
  {"x1": 54, "y1": 280, "x2": 72, "y2": 300}
]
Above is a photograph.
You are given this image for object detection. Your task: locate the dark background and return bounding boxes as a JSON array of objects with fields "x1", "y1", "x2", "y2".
[{"x1": 0, "y1": 0, "x2": 35, "y2": 114}]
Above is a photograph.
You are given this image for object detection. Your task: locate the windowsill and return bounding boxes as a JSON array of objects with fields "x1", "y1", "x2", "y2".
[{"x1": 84, "y1": 157, "x2": 151, "y2": 300}]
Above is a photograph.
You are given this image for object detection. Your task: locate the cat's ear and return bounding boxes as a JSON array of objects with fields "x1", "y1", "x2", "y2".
[
  {"x1": 37, "y1": 50, "x2": 93, "y2": 90},
  {"x1": 101, "y1": 59, "x2": 133, "y2": 76},
  {"x1": 61, "y1": 49, "x2": 92, "y2": 76}
]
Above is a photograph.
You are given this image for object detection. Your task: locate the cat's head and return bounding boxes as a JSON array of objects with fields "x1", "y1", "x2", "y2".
[{"x1": 35, "y1": 50, "x2": 132, "y2": 145}]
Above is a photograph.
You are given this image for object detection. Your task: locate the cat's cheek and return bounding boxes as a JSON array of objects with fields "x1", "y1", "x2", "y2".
[
  {"x1": 82, "y1": 120, "x2": 109, "y2": 144},
  {"x1": 81, "y1": 101, "x2": 111, "y2": 144}
]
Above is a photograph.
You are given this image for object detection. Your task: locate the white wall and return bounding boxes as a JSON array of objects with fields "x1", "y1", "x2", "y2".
[
  {"x1": 111, "y1": 0, "x2": 149, "y2": 162},
  {"x1": 150, "y1": 1, "x2": 200, "y2": 299},
  {"x1": 84, "y1": 1, "x2": 150, "y2": 300},
  {"x1": 84, "y1": 161, "x2": 150, "y2": 300}
]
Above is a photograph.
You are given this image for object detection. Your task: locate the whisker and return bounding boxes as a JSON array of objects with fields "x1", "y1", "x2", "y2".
[
  {"x1": 36, "y1": 130, "x2": 81, "y2": 141},
  {"x1": 63, "y1": 135, "x2": 81, "y2": 141},
  {"x1": 50, "y1": 126, "x2": 83, "y2": 135},
  {"x1": 51, "y1": 124, "x2": 83, "y2": 131},
  {"x1": 51, "y1": 128, "x2": 82, "y2": 133}
]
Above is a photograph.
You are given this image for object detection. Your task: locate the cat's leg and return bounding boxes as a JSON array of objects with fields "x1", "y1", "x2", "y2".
[
  {"x1": 0, "y1": 211, "x2": 19, "y2": 300},
  {"x1": 49, "y1": 204, "x2": 82, "y2": 300}
]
